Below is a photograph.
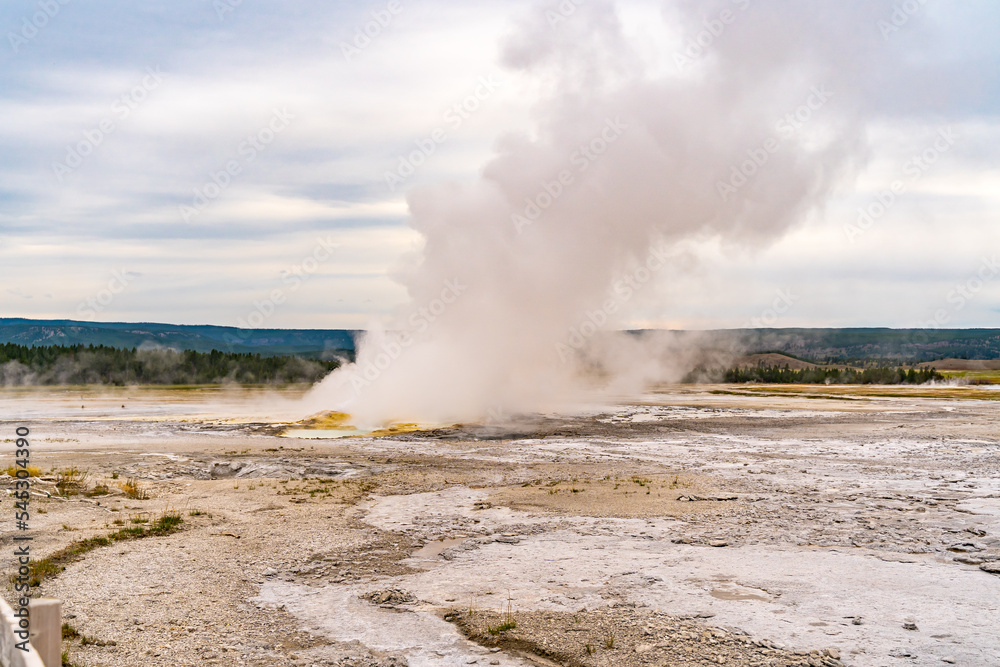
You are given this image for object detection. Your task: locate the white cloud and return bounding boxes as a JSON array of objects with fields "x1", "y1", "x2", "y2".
[{"x1": 1, "y1": 0, "x2": 998, "y2": 329}]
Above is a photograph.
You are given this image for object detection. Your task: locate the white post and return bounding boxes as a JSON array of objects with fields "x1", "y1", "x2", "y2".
[{"x1": 27, "y1": 600, "x2": 60, "y2": 667}]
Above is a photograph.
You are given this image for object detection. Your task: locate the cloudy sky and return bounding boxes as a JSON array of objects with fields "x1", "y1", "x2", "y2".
[{"x1": 1, "y1": 0, "x2": 998, "y2": 331}]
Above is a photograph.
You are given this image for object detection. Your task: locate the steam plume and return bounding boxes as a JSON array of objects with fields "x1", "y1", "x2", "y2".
[{"x1": 307, "y1": 0, "x2": 912, "y2": 425}]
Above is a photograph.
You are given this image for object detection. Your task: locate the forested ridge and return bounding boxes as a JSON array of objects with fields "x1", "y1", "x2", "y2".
[
  {"x1": 718, "y1": 364, "x2": 943, "y2": 384},
  {"x1": 0, "y1": 343, "x2": 340, "y2": 385}
]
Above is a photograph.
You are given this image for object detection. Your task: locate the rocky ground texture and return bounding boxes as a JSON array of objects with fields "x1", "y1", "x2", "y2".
[{"x1": 1, "y1": 385, "x2": 998, "y2": 666}]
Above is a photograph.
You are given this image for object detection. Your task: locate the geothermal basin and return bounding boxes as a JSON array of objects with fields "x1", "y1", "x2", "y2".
[{"x1": 2, "y1": 384, "x2": 999, "y2": 666}]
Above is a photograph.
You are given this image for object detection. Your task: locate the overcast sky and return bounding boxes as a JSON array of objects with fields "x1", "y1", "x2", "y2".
[{"x1": 1, "y1": 0, "x2": 998, "y2": 331}]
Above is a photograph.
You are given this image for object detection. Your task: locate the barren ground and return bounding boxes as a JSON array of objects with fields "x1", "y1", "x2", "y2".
[{"x1": 2, "y1": 384, "x2": 999, "y2": 666}]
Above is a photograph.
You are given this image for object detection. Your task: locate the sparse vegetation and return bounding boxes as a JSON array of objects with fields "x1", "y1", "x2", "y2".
[
  {"x1": 16, "y1": 512, "x2": 184, "y2": 587},
  {"x1": 118, "y1": 477, "x2": 149, "y2": 500},
  {"x1": 55, "y1": 467, "x2": 88, "y2": 497},
  {"x1": 4, "y1": 464, "x2": 41, "y2": 477},
  {"x1": 62, "y1": 622, "x2": 112, "y2": 659},
  {"x1": 487, "y1": 618, "x2": 517, "y2": 634},
  {"x1": 487, "y1": 593, "x2": 517, "y2": 635},
  {"x1": 84, "y1": 483, "x2": 110, "y2": 497},
  {"x1": 154, "y1": 513, "x2": 183, "y2": 532}
]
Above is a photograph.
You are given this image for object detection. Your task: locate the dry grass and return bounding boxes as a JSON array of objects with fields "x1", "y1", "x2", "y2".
[
  {"x1": 83, "y1": 483, "x2": 111, "y2": 497},
  {"x1": 118, "y1": 477, "x2": 149, "y2": 500},
  {"x1": 4, "y1": 465, "x2": 41, "y2": 477},
  {"x1": 56, "y1": 467, "x2": 88, "y2": 497},
  {"x1": 711, "y1": 383, "x2": 1000, "y2": 401},
  {"x1": 939, "y1": 370, "x2": 1000, "y2": 385}
]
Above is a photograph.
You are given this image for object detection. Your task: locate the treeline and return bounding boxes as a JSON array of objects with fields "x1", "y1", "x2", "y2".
[
  {"x1": 721, "y1": 364, "x2": 943, "y2": 385},
  {"x1": 730, "y1": 329, "x2": 1000, "y2": 364},
  {"x1": 0, "y1": 343, "x2": 340, "y2": 386}
]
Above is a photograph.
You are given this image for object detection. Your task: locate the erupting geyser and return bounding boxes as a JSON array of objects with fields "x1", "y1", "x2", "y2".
[{"x1": 306, "y1": 0, "x2": 912, "y2": 427}]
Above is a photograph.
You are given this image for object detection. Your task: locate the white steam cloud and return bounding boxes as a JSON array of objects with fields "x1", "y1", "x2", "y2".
[{"x1": 306, "y1": 0, "x2": 916, "y2": 426}]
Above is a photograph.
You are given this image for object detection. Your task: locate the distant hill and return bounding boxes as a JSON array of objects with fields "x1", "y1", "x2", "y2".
[
  {"x1": 735, "y1": 352, "x2": 819, "y2": 370},
  {"x1": 0, "y1": 318, "x2": 357, "y2": 358},
  {"x1": 0, "y1": 343, "x2": 340, "y2": 386},
  {"x1": 916, "y1": 358, "x2": 1000, "y2": 371},
  {"x1": 3, "y1": 320, "x2": 998, "y2": 364},
  {"x1": 692, "y1": 328, "x2": 1000, "y2": 363}
]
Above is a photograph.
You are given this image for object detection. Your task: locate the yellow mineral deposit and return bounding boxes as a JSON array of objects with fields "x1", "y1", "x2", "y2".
[{"x1": 280, "y1": 410, "x2": 428, "y2": 439}]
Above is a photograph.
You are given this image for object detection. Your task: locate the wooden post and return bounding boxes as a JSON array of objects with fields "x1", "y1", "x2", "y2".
[{"x1": 27, "y1": 599, "x2": 60, "y2": 667}]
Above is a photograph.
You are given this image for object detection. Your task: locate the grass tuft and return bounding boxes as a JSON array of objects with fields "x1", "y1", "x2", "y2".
[
  {"x1": 56, "y1": 467, "x2": 88, "y2": 497},
  {"x1": 487, "y1": 619, "x2": 517, "y2": 635},
  {"x1": 4, "y1": 465, "x2": 41, "y2": 477},
  {"x1": 118, "y1": 477, "x2": 149, "y2": 500},
  {"x1": 487, "y1": 592, "x2": 517, "y2": 635},
  {"x1": 151, "y1": 512, "x2": 183, "y2": 534},
  {"x1": 84, "y1": 483, "x2": 110, "y2": 497}
]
